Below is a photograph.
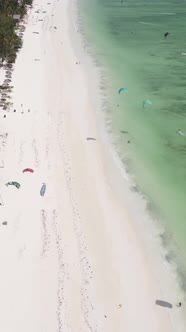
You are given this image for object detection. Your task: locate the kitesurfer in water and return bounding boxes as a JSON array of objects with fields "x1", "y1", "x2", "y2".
[{"x1": 176, "y1": 129, "x2": 186, "y2": 136}]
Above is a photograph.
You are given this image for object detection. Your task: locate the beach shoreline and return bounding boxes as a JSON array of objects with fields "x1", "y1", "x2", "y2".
[
  {"x1": 0, "y1": 0, "x2": 185, "y2": 330},
  {"x1": 74, "y1": 0, "x2": 186, "y2": 297},
  {"x1": 68, "y1": 0, "x2": 186, "y2": 326},
  {"x1": 79, "y1": 0, "x2": 186, "y2": 273}
]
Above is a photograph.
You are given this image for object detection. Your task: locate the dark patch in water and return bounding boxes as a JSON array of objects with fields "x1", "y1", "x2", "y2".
[{"x1": 165, "y1": 141, "x2": 186, "y2": 154}]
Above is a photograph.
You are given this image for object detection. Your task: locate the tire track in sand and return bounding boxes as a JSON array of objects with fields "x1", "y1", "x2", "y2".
[
  {"x1": 52, "y1": 209, "x2": 66, "y2": 332},
  {"x1": 57, "y1": 110, "x2": 98, "y2": 332},
  {"x1": 40, "y1": 209, "x2": 51, "y2": 257}
]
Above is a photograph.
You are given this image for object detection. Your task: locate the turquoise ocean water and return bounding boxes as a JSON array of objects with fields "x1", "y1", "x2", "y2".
[{"x1": 79, "y1": 0, "x2": 186, "y2": 281}]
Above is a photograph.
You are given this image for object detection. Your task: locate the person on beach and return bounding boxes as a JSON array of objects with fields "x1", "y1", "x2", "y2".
[{"x1": 176, "y1": 302, "x2": 182, "y2": 307}]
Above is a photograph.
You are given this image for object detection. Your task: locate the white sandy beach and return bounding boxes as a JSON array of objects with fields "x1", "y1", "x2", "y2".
[{"x1": 0, "y1": 0, "x2": 185, "y2": 331}]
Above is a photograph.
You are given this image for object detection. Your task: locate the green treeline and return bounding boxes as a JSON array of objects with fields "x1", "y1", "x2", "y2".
[{"x1": 0, "y1": 0, "x2": 33, "y2": 63}]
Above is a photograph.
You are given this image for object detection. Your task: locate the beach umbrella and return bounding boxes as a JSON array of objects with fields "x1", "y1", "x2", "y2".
[
  {"x1": 6, "y1": 64, "x2": 13, "y2": 69},
  {"x1": 143, "y1": 99, "x2": 152, "y2": 108},
  {"x1": 5, "y1": 181, "x2": 20, "y2": 189},
  {"x1": 40, "y1": 183, "x2": 46, "y2": 196},
  {"x1": 23, "y1": 168, "x2": 34, "y2": 173},
  {"x1": 118, "y1": 87, "x2": 128, "y2": 94},
  {"x1": 5, "y1": 68, "x2": 13, "y2": 73}
]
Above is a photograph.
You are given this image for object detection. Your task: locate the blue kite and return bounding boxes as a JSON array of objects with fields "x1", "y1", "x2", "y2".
[
  {"x1": 118, "y1": 87, "x2": 128, "y2": 94},
  {"x1": 40, "y1": 183, "x2": 46, "y2": 196},
  {"x1": 143, "y1": 99, "x2": 152, "y2": 108}
]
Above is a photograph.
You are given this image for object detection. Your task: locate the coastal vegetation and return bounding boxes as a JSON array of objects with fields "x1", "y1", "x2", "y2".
[{"x1": 0, "y1": 0, "x2": 33, "y2": 63}]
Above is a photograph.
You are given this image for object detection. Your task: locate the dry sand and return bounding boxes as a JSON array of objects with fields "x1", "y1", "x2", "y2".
[{"x1": 0, "y1": 0, "x2": 185, "y2": 331}]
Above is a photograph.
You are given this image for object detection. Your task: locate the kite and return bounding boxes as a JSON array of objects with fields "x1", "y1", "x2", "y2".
[
  {"x1": 118, "y1": 87, "x2": 128, "y2": 94},
  {"x1": 40, "y1": 183, "x2": 46, "y2": 196},
  {"x1": 143, "y1": 99, "x2": 152, "y2": 108},
  {"x1": 6, "y1": 181, "x2": 20, "y2": 189},
  {"x1": 176, "y1": 129, "x2": 186, "y2": 136},
  {"x1": 23, "y1": 168, "x2": 34, "y2": 173}
]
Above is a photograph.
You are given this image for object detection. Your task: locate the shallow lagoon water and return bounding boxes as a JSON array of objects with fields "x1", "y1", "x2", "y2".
[{"x1": 79, "y1": 0, "x2": 186, "y2": 276}]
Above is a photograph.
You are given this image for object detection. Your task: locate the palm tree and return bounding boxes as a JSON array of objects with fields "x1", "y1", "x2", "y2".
[{"x1": 0, "y1": 0, "x2": 33, "y2": 63}]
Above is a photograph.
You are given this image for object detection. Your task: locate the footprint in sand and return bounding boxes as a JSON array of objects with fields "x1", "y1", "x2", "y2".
[{"x1": 18, "y1": 245, "x2": 26, "y2": 259}]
